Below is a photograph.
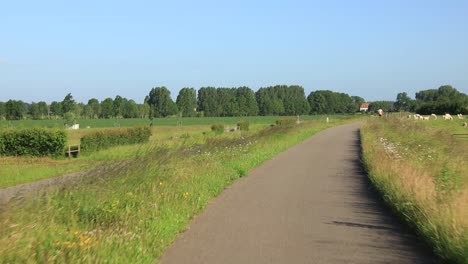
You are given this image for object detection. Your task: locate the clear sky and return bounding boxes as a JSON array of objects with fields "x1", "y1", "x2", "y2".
[{"x1": 1, "y1": 0, "x2": 467, "y2": 103}]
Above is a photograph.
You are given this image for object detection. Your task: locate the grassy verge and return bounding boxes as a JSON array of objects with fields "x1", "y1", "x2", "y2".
[
  {"x1": 0, "y1": 117, "x2": 360, "y2": 263},
  {"x1": 361, "y1": 117, "x2": 468, "y2": 263}
]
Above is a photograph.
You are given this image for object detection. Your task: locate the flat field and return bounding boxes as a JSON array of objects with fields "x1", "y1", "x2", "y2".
[
  {"x1": 0, "y1": 115, "x2": 353, "y2": 188},
  {"x1": 0, "y1": 115, "x2": 332, "y2": 129}
]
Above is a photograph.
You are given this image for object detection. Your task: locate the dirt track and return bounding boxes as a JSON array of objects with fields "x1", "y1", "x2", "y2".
[{"x1": 160, "y1": 123, "x2": 437, "y2": 263}]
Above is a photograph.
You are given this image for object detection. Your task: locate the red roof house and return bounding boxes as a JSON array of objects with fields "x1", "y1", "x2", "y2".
[{"x1": 359, "y1": 103, "x2": 370, "y2": 112}]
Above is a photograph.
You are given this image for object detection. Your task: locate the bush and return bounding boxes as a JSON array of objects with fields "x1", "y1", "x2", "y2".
[
  {"x1": 0, "y1": 128, "x2": 67, "y2": 157},
  {"x1": 211, "y1": 123, "x2": 224, "y2": 135},
  {"x1": 275, "y1": 118, "x2": 296, "y2": 127},
  {"x1": 80, "y1": 126, "x2": 151, "y2": 152},
  {"x1": 237, "y1": 120, "x2": 250, "y2": 131}
]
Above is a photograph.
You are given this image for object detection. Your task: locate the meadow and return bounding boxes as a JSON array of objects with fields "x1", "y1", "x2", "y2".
[
  {"x1": 361, "y1": 117, "x2": 468, "y2": 263},
  {"x1": 0, "y1": 115, "x2": 328, "y2": 129},
  {"x1": 0, "y1": 115, "x2": 349, "y2": 188},
  {"x1": 0, "y1": 115, "x2": 362, "y2": 263}
]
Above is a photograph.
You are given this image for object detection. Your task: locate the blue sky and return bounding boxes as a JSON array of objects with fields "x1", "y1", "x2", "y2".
[{"x1": 1, "y1": 0, "x2": 467, "y2": 103}]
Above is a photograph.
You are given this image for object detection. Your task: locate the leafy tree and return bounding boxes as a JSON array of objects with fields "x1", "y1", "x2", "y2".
[
  {"x1": 49, "y1": 101, "x2": 62, "y2": 118},
  {"x1": 74, "y1": 103, "x2": 85, "y2": 119},
  {"x1": 61, "y1": 93, "x2": 76, "y2": 113},
  {"x1": 368, "y1": 101, "x2": 395, "y2": 113},
  {"x1": 394, "y1": 92, "x2": 412, "y2": 112},
  {"x1": 236, "y1": 86, "x2": 258, "y2": 116},
  {"x1": 122, "y1": 99, "x2": 139, "y2": 118},
  {"x1": 5, "y1": 100, "x2": 26, "y2": 120},
  {"x1": 28, "y1": 102, "x2": 49, "y2": 119},
  {"x1": 100, "y1": 98, "x2": 114, "y2": 118},
  {"x1": 176, "y1": 88, "x2": 197, "y2": 117},
  {"x1": 308, "y1": 92, "x2": 327, "y2": 114},
  {"x1": 113, "y1": 95, "x2": 124, "y2": 118},
  {"x1": 256, "y1": 85, "x2": 309, "y2": 116},
  {"x1": 198, "y1": 87, "x2": 219, "y2": 117},
  {"x1": 414, "y1": 85, "x2": 468, "y2": 114},
  {"x1": 138, "y1": 104, "x2": 150, "y2": 118},
  {"x1": 147, "y1": 87, "x2": 178, "y2": 117},
  {"x1": 307, "y1": 90, "x2": 358, "y2": 114},
  {"x1": 0, "y1": 102, "x2": 5, "y2": 120},
  {"x1": 87, "y1": 98, "x2": 101, "y2": 118},
  {"x1": 28, "y1": 102, "x2": 40, "y2": 119},
  {"x1": 217, "y1": 88, "x2": 237, "y2": 116},
  {"x1": 37, "y1": 101, "x2": 49, "y2": 119},
  {"x1": 63, "y1": 111, "x2": 76, "y2": 126},
  {"x1": 82, "y1": 104, "x2": 93, "y2": 119}
]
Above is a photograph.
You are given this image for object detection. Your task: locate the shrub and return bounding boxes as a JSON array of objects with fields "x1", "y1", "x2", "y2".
[
  {"x1": 237, "y1": 120, "x2": 250, "y2": 131},
  {"x1": 80, "y1": 126, "x2": 151, "y2": 152},
  {"x1": 0, "y1": 128, "x2": 67, "y2": 157},
  {"x1": 211, "y1": 123, "x2": 224, "y2": 135},
  {"x1": 275, "y1": 118, "x2": 296, "y2": 127}
]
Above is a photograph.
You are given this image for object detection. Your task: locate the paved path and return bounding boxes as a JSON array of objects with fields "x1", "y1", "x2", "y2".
[{"x1": 160, "y1": 123, "x2": 437, "y2": 264}]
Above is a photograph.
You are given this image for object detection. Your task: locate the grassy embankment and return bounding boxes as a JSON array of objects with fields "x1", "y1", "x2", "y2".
[
  {"x1": 361, "y1": 117, "x2": 467, "y2": 263},
  {"x1": 0, "y1": 115, "x2": 348, "y2": 188},
  {"x1": 0, "y1": 116, "x2": 361, "y2": 263}
]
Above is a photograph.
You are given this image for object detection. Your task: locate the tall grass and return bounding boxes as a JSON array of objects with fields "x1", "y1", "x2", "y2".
[
  {"x1": 0, "y1": 117, "x2": 360, "y2": 263},
  {"x1": 361, "y1": 117, "x2": 468, "y2": 263}
]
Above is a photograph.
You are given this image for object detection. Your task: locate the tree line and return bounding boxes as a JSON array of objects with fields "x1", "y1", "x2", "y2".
[
  {"x1": 0, "y1": 94, "x2": 150, "y2": 121},
  {"x1": 145, "y1": 85, "x2": 364, "y2": 118},
  {"x1": 1, "y1": 84, "x2": 465, "y2": 121},
  {"x1": 392, "y1": 85, "x2": 468, "y2": 114}
]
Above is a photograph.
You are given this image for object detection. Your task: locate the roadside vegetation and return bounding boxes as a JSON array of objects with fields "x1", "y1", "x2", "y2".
[
  {"x1": 361, "y1": 117, "x2": 468, "y2": 263},
  {"x1": 0, "y1": 116, "x2": 345, "y2": 188},
  {"x1": 0, "y1": 116, "x2": 360, "y2": 263}
]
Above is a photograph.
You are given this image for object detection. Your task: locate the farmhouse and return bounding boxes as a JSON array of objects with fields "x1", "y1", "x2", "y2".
[{"x1": 359, "y1": 103, "x2": 370, "y2": 112}]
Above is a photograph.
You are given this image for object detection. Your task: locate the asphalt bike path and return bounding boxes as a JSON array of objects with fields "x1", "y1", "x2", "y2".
[{"x1": 160, "y1": 123, "x2": 436, "y2": 264}]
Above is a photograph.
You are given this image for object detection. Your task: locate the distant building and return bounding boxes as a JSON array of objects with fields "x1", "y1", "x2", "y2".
[{"x1": 359, "y1": 103, "x2": 370, "y2": 112}]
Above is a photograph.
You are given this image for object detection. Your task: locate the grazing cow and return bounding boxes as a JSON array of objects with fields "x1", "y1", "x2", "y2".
[
  {"x1": 431, "y1": 114, "x2": 437, "y2": 120},
  {"x1": 458, "y1": 114, "x2": 464, "y2": 119}
]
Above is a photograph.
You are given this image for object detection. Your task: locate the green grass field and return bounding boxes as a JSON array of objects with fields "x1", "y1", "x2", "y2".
[
  {"x1": 0, "y1": 115, "x2": 357, "y2": 188},
  {"x1": 0, "y1": 115, "x2": 347, "y2": 129},
  {"x1": 0, "y1": 116, "x2": 362, "y2": 263},
  {"x1": 361, "y1": 117, "x2": 468, "y2": 263}
]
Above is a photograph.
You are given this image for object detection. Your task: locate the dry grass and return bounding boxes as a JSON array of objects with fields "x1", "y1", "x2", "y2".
[{"x1": 361, "y1": 117, "x2": 468, "y2": 263}]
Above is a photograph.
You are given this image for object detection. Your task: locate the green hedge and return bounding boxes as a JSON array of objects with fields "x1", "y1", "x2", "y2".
[
  {"x1": 0, "y1": 128, "x2": 67, "y2": 157},
  {"x1": 237, "y1": 120, "x2": 250, "y2": 131},
  {"x1": 210, "y1": 123, "x2": 224, "y2": 135},
  {"x1": 80, "y1": 126, "x2": 151, "y2": 152},
  {"x1": 275, "y1": 118, "x2": 296, "y2": 126}
]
